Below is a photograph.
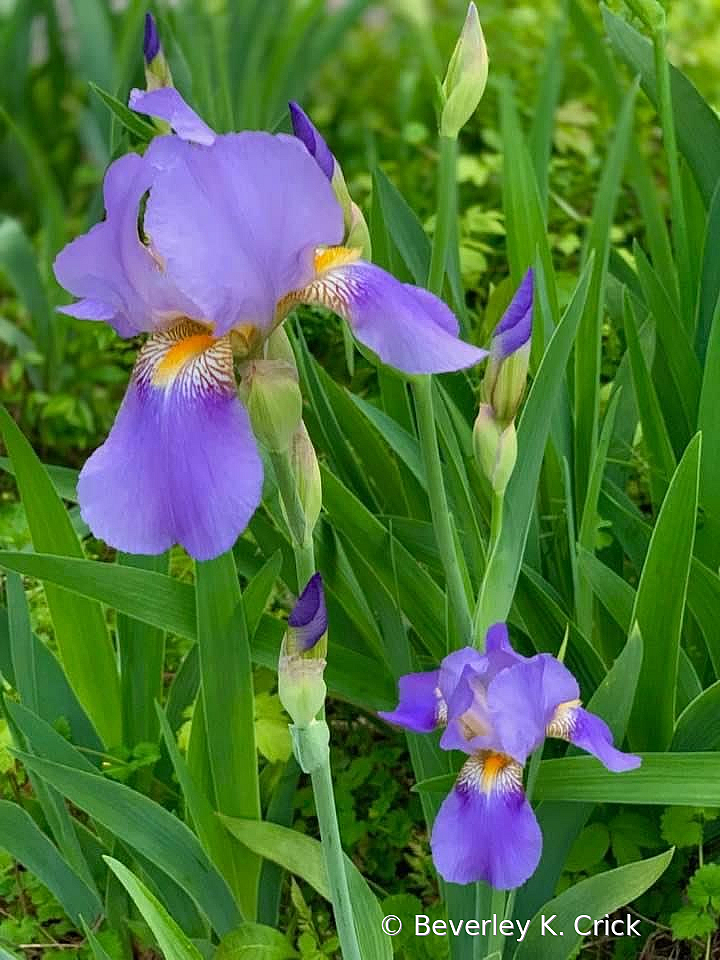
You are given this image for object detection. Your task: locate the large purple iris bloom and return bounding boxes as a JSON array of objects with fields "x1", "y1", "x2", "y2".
[
  {"x1": 379, "y1": 625, "x2": 640, "y2": 890},
  {"x1": 54, "y1": 89, "x2": 487, "y2": 561}
]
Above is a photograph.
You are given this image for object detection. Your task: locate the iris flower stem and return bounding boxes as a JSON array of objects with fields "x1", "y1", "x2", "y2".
[
  {"x1": 272, "y1": 448, "x2": 362, "y2": 960},
  {"x1": 652, "y1": 25, "x2": 692, "y2": 326},
  {"x1": 270, "y1": 449, "x2": 315, "y2": 589},
  {"x1": 489, "y1": 490, "x2": 504, "y2": 557},
  {"x1": 427, "y1": 135, "x2": 458, "y2": 294},
  {"x1": 414, "y1": 132, "x2": 473, "y2": 643},
  {"x1": 303, "y1": 734, "x2": 363, "y2": 960},
  {"x1": 414, "y1": 377, "x2": 473, "y2": 643}
]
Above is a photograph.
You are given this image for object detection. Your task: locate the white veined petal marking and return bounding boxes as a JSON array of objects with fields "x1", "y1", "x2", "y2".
[
  {"x1": 276, "y1": 246, "x2": 364, "y2": 322},
  {"x1": 545, "y1": 698, "x2": 582, "y2": 741},
  {"x1": 134, "y1": 320, "x2": 236, "y2": 401},
  {"x1": 457, "y1": 751, "x2": 524, "y2": 798}
]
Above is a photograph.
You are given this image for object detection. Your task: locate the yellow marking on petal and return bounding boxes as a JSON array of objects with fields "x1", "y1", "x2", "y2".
[
  {"x1": 481, "y1": 751, "x2": 511, "y2": 789},
  {"x1": 153, "y1": 333, "x2": 217, "y2": 386},
  {"x1": 314, "y1": 245, "x2": 361, "y2": 275}
]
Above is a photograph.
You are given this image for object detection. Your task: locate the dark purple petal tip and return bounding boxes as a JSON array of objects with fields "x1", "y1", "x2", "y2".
[
  {"x1": 144, "y1": 12, "x2": 160, "y2": 63},
  {"x1": 492, "y1": 267, "x2": 534, "y2": 359},
  {"x1": 289, "y1": 572, "x2": 327, "y2": 651},
  {"x1": 289, "y1": 101, "x2": 335, "y2": 181}
]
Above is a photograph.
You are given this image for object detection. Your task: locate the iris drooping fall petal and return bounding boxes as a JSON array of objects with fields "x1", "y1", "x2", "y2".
[
  {"x1": 378, "y1": 670, "x2": 445, "y2": 733},
  {"x1": 142, "y1": 132, "x2": 343, "y2": 336},
  {"x1": 77, "y1": 323, "x2": 262, "y2": 560},
  {"x1": 129, "y1": 87, "x2": 216, "y2": 145},
  {"x1": 291, "y1": 255, "x2": 488, "y2": 374},
  {"x1": 431, "y1": 752, "x2": 542, "y2": 889},
  {"x1": 53, "y1": 153, "x2": 198, "y2": 337},
  {"x1": 547, "y1": 704, "x2": 641, "y2": 773}
]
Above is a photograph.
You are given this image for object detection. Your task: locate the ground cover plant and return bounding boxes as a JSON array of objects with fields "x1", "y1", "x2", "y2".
[{"x1": 0, "y1": 0, "x2": 719, "y2": 958}]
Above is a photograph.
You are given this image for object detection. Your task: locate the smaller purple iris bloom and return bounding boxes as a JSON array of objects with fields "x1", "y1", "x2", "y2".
[
  {"x1": 54, "y1": 86, "x2": 487, "y2": 562},
  {"x1": 380, "y1": 624, "x2": 640, "y2": 890}
]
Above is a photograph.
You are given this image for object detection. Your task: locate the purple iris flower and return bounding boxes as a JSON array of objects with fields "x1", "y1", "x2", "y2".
[
  {"x1": 379, "y1": 624, "x2": 640, "y2": 890},
  {"x1": 54, "y1": 87, "x2": 487, "y2": 561}
]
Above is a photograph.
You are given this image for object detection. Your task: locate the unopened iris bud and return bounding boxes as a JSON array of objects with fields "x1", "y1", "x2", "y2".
[
  {"x1": 289, "y1": 101, "x2": 335, "y2": 181},
  {"x1": 286, "y1": 421, "x2": 322, "y2": 545},
  {"x1": 289, "y1": 101, "x2": 367, "y2": 244},
  {"x1": 143, "y1": 13, "x2": 172, "y2": 90},
  {"x1": 473, "y1": 404, "x2": 517, "y2": 495},
  {"x1": 482, "y1": 268, "x2": 533, "y2": 425},
  {"x1": 440, "y1": 2, "x2": 489, "y2": 139},
  {"x1": 244, "y1": 359, "x2": 302, "y2": 453},
  {"x1": 278, "y1": 573, "x2": 328, "y2": 728}
]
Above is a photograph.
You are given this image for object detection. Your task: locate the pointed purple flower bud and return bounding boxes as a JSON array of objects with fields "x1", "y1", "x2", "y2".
[
  {"x1": 279, "y1": 573, "x2": 328, "y2": 727},
  {"x1": 289, "y1": 102, "x2": 335, "y2": 181},
  {"x1": 491, "y1": 267, "x2": 533, "y2": 360},
  {"x1": 483, "y1": 268, "x2": 534, "y2": 425},
  {"x1": 144, "y1": 12, "x2": 161, "y2": 64},
  {"x1": 288, "y1": 573, "x2": 328, "y2": 653}
]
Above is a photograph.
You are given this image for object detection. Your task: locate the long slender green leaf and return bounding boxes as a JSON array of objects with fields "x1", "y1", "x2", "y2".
[
  {"x1": 16, "y1": 754, "x2": 240, "y2": 935},
  {"x1": 0, "y1": 551, "x2": 196, "y2": 639},
  {"x1": 528, "y1": 14, "x2": 565, "y2": 214},
  {"x1": 623, "y1": 295, "x2": 676, "y2": 507},
  {"x1": 671, "y1": 682, "x2": 720, "y2": 752},
  {"x1": 535, "y1": 754, "x2": 720, "y2": 804},
  {"x1": 321, "y1": 468, "x2": 446, "y2": 658},
  {"x1": 515, "y1": 849, "x2": 673, "y2": 960},
  {"x1": 473, "y1": 259, "x2": 592, "y2": 637},
  {"x1": 696, "y1": 294, "x2": 720, "y2": 568},
  {"x1": 576, "y1": 392, "x2": 621, "y2": 636},
  {"x1": 221, "y1": 818, "x2": 392, "y2": 960},
  {"x1": 499, "y1": 79, "x2": 559, "y2": 328},
  {"x1": 156, "y1": 703, "x2": 239, "y2": 898},
  {"x1": 695, "y1": 182, "x2": 720, "y2": 363},
  {"x1": 105, "y1": 858, "x2": 204, "y2": 960},
  {"x1": 372, "y1": 166, "x2": 430, "y2": 286},
  {"x1": 634, "y1": 243, "x2": 700, "y2": 442},
  {"x1": 629, "y1": 434, "x2": 700, "y2": 751},
  {"x1": 117, "y1": 553, "x2": 167, "y2": 749},
  {"x1": 603, "y1": 6, "x2": 720, "y2": 206},
  {"x1": 0, "y1": 408, "x2": 120, "y2": 746},
  {"x1": 216, "y1": 923, "x2": 296, "y2": 959},
  {"x1": 574, "y1": 82, "x2": 636, "y2": 507},
  {"x1": 0, "y1": 800, "x2": 101, "y2": 925},
  {"x1": 195, "y1": 555, "x2": 260, "y2": 917}
]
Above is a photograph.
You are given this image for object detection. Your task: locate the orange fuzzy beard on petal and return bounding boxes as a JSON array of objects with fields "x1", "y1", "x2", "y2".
[{"x1": 313, "y1": 245, "x2": 361, "y2": 275}]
